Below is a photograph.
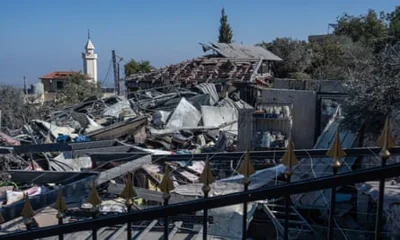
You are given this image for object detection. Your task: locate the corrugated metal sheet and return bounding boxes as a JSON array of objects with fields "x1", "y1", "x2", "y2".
[
  {"x1": 195, "y1": 83, "x2": 219, "y2": 105},
  {"x1": 201, "y1": 42, "x2": 283, "y2": 61},
  {"x1": 291, "y1": 118, "x2": 358, "y2": 208},
  {"x1": 217, "y1": 97, "x2": 253, "y2": 110}
]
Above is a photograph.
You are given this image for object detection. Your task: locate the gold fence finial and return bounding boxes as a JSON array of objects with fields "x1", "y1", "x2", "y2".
[
  {"x1": 200, "y1": 157, "x2": 215, "y2": 193},
  {"x1": 377, "y1": 117, "x2": 395, "y2": 158},
  {"x1": 238, "y1": 150, "x2": 255, "y2": 184},
  {"x1": 21, "y1": 194, "x2": 35, "y2": 219},
  {"x1": 54, "y1": 189, "x2": 68, "y2": 213},
  {"x1": 282, "y1": 138, "x2": 298, "y2": 176},
  {"x1": 120, "y1": 172, "x2": 137, "y2": 206},
  {"x1": 159, "y1": 166, "x2": 175, "y2": 194},
  {"x1": 326, "y1": 130, "x2": 346, "y2": 169},
  {"x1": 87, "y1": 182, "x2": 102, "y2": 207}
]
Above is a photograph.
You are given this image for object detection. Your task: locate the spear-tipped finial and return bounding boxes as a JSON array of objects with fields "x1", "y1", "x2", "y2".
[
  {"x1": 120, "y1": 172, "x2": 137, "y2": 206},
  {"x1": 282, "y1": 138, "x2": 298, "y2": 176},
  {"x1": 0, "y1": 212, "x2": 4, "y2": 224},
  {"x1": 21, "y1": 194, "x2": 35, "y2": 219},
  {"x1": 54, "y1": 189, "x2": 68, "y2": 213},
  {"x1": 238, "y1": 150, "x2": 255, "y2": 185},
  {"x1": 159, "y1": 166, "x2": 175, "y2": 196},
  {"x1": 377, "y1": 117, "x2": 395, "y2": 158},
  {"x1": 87, "y1": 182, "x2": 102, "y2": 207},
  {"x1": 200, "y1": 157, "x2": 215, "y2": 193},
  {"x1": 326, "y1": 130, "x2": 346, "y2": 169}
]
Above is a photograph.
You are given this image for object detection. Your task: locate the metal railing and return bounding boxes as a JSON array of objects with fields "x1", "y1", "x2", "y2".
[{"x1": 0, "y1": 119, "x2": 397, "y2": 240}]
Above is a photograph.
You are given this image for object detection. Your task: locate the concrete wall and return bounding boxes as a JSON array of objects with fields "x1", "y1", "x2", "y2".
[
  {"x1": 274, "y1": 78, "x2": 345, "y2": 93},
  {"x1": 237, "y1": 109, "x2": 254, "y2": 151},
  {"x1": 259, "y1": 88, "x2": 317, "y2": 149}
]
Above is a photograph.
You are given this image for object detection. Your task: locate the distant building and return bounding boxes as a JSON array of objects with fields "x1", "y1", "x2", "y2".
[
  {"x1": 38, "y1": 32, "x2": 99, "y2": 102},
  {"x1": 39, "y1": 71, "x2": 81, "y2": 102},
  {"x1": 308, "y1": 34, "x2": 334, "y2": 43}
]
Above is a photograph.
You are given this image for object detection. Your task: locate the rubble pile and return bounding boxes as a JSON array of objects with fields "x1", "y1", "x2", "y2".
[
  {"x1": 1, "y1": 83, "x2": 251, "y2": 153},
  {"x1": 0, "y1": 81, "x2": 304, "y2": 239},
  {"x1": 0, "y1": 82, "x2": 254, "y2": 181}
]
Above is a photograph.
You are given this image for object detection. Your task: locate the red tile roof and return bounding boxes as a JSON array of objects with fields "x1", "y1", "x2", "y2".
[{"x1": 40, "y1": 71, "x2": 91, "y2": 80}]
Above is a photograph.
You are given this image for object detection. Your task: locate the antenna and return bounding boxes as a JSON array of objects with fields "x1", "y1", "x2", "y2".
[{"x1": 87, "y1": 29, "x2": 91, "y2": 40}]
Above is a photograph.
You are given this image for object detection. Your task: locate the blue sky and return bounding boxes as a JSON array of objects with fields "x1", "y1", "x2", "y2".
[{"x1": 0, "y1": 0, "x2": 398, "y2": 87}]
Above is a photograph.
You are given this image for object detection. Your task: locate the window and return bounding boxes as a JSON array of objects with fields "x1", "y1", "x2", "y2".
[{"x1": 56, "y1": 81, "x2": 64, "y2": 90}]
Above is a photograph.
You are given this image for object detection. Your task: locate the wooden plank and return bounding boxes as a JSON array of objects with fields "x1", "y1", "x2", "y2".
[
  {"x1": 96, "y1": 155, "x2": 151, "y2": 185},
  {"x1": 13, "y1": 143, "x2": 71, "y2": 154},
  {"x1": 7, "y1": 170, "x2": 98, "y2": 185},
  {"x1": 87, "y1": 116, "x2": 147, "y2": 141},
  {"x1": 69, "y1": 140, "x2": 120, "y2": 150},
  {"x1": 89, "y1": 152, "x2": 149, "y2": 165},
  {"x1": 191, "y1": 227, "x2": 203, "y2": 240},
  {"x1": 107, "y1": 185, "x2": 196, "y2": 204},
  {"x1": 135, "y1": 220, "x2": 158, "y2": 240},
  {"x1": 107, "y1": 224, "x2": 127, "y2": 240},
  {"x1": 168, "y1": 221, "x2": 183, "y2": 239},
  {"x1": 73, "y1": 146, "x2": 135, "y2": 156}
]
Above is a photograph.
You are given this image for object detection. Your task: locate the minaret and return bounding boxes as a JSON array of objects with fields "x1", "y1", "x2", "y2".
[{"x1": 82, "y1": 30, "x2": 98, "y2": 83}]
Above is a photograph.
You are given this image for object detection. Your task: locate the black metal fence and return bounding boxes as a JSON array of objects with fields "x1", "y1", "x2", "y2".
[
  {"x1": 1, "y1": 162, "x2": 399, "y2": 240},
  {"x1": 0, "y1": 121, "x2": 397, "y2": 240}
]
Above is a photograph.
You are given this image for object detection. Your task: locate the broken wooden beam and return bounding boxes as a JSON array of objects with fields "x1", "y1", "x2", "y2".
[
  {"x1": 87, "y1": 116, "x2": 147, "y2": 141},
  {"x1": 96, "y1": 155, "x2": 152, "y2": 185}
]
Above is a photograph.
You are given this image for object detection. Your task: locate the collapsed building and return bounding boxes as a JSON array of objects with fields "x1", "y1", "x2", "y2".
[
  {"x1": 1, "y1": 42, "x2": 400, "y2": 239},
  {"x1": 125, "y1": 42, "x2": 283, "y2": 104}
]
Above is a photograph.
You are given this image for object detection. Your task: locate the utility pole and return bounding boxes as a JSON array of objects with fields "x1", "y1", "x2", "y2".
[
  {"x1": 117, "y1": 62, "x2": 120, "y2": 90},
  {"x1": 112, "y1": 50, "x2": 120, "y2": 96},
  {"x1": 23, "y1": 76, "x2": 27, "y2": 95}
]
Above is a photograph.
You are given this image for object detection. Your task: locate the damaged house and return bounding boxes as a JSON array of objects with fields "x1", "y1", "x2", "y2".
[{"x1": 125, "y1": 42, "x2": 283, "y2": 102}]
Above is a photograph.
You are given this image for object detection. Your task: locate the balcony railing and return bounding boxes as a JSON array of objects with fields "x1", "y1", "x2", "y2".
[{"x1": 0, "y1": 118, "x2": 397, "y2": 240}]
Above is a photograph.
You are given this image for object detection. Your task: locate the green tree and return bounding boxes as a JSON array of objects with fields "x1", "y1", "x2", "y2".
[
  {"x1": 218, "y1": 8, "x2": 233, "y2": 44},
  {"x1": 342, "y1": 43, "x2": 400, "y2": 133},
  {"x1": 0, "y1": 86, "x2": 34, "y2": 130},
  {"x1": 0, "y1": 85, "x2": 53, "y2": 130},
  {"x1": 56, "y1": 73, "x2": 102, "y2": 106},
  {"x1": 334, "y1": 9, "x2": 388, "y2": 47},
  {"x1": 124, "y1": 59, "x2": 153, "y2": 76},
  {"x1": 258, "y1": 38, "x2": 311, "y2": 79},
  {"x1": 387, "y1": 6, "x2": 400, "y2": 43},
  {"x1": 308, "y1": 35, "x2": 372, "y2": 80}
]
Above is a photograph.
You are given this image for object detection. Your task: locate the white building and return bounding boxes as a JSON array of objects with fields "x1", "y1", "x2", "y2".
[{"x1": 82, "y1": 32, "x2": 98, "y2": 83}]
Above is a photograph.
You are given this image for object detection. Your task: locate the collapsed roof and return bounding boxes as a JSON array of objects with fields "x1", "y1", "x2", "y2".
[
  {"x1": 126, "y1": 57, "x2": 264, "y2": 86},
  {"x1": 126, "y1": 42, "x2": 282, "y2": 86},
  {"x1": 200, "y1": 42, "x2": 283, "y2": 61}
]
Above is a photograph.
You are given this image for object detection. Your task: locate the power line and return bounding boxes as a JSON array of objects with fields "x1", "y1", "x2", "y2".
[{"x1": 101, "y1": 59, "x2": 113, "y2": 87}]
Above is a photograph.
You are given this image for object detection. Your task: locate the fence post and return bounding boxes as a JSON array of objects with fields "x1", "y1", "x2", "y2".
[
  {"x1": 21, "y1": 194, "x2": 35, "y2": 231},
  {"x1": 375, "y1": 117, "x2": 394, "y2": 240},
  {"x1": 0, "y1": 212, "x2": 4, "y2": 230},
  {"x1": 200, "y1": 157, "x2": 214, "y2": 240},
  {"x1": 282, "y1": 139, "x2": 299, "y2": 240},
  {"x1": 326, "y1": 130, "x2": 346, "y2": 240},
  {"x1": 87, "y1": 182, "x2": 102, "y2": 240},
  {"x1": 238, "y1": 150, "x2": 255, "y2": 240},
  {"x1": 54, "y1": 188, "x2": 68, "y2": 240},
  {"x1": 120, "y1": 172, "x2": 136, "y2": 240},
  {"x1": 159, "y1": 166, "x2": 175, "y2": 240}
]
